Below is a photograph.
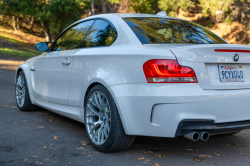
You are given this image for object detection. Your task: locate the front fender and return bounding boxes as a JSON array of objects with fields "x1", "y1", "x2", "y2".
[{"x1": 15, "y1": 59, "x2": 36, "y2": 104}]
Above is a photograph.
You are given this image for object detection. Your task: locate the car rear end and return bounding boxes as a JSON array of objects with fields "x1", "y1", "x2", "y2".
[
  {"x1": 172, "y1": 44, "x2": 250, "y2": 137},
  {"x1": 109, "y1": 15, "x2": 250, "y2": 141}
]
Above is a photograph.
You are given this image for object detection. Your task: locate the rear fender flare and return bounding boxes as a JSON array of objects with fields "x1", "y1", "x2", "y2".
[{"x1": 81, "y1": 79, "x2": 128, "y2": 134}]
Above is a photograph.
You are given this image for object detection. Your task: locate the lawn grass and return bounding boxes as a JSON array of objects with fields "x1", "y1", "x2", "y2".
[
  {"x1": 0, "y1": 35, "x2": 33, "y2": 47},
  {"x1": 0, "y1": 47, "x2": 40, "y2": 58},
  {"x1": 0, "y1": 26, "x2": 44, "y2": 48}
]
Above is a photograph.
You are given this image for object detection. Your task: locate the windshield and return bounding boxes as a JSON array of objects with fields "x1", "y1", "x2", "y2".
[{"x1": 123, "y1": 17, "x2": 227, "y2": 44}]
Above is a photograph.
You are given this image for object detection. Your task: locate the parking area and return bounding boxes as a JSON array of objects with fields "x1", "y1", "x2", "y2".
[{"x1": 1, "y1": 65, "x2": 250, "y2": 166}]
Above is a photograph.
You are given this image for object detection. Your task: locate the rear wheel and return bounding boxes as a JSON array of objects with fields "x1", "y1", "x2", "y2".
[
  {"x1": 84, "y1": 84, "x2": 135, "y2": 152},
  {"x1": 16, "y1": 71, "x2": 37, "y2": 111}
]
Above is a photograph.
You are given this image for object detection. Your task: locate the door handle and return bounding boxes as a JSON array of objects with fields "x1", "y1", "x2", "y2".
[
  {"x1": 62, "y1": 58, "x2": 71, "y2": 66},
  {"x1": 30, "y1": 67, "x2": 36, "y2": 71}
]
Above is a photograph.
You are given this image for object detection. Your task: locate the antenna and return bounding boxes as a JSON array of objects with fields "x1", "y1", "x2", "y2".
[{"x1": 156, "y1": 11, "x2": 167, "y2": 17}]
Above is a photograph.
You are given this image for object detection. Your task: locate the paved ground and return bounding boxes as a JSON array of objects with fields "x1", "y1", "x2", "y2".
[{"x1": 1, "y1": 66, "x2": 250, "y2": 166}]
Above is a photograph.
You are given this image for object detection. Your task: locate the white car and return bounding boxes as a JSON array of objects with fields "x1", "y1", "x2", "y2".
[{"x1": 15, "y1": 12, "x2": 250, "y2": 152}]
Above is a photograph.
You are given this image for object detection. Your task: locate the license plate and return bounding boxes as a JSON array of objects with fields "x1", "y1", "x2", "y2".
[{"x1": 219, "y1": 65, "x2": 244, "y2": 82}]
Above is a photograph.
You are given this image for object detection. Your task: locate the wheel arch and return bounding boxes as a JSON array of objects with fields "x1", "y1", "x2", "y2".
[
  {"x1": 83, "y1": 81, "x2": 128, "y2": 134},
  {"x1": 15, "y1": 67, "x2": 23, "y2": 81},
  {"x1": 83, "y1": 82, "x2": 102, "y2": 108},
  {"x1": 15, "y1": 64, "x2": 36, "y2": 105},
  {"x1": 17, "y1": 67, "x2": 23, "y2": 74}
]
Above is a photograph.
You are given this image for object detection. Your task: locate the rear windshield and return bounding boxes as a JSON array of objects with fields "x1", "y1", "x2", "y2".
[{"x1": 123, "y1": 17, "x2": 227, "y2": 44}]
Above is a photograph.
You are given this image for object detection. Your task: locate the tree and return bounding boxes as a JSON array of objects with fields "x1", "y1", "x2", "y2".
[
  {"x1": 31, "y1": 0, "x2": 90, "y2": 41},
  {"x1": 198, "y1": 0, "x2": 250, "y2": 42},
  {"x1": 102, "y1": 0, "x2": 107, "y2": 13},
  {"x1": 0, "y1": 0, "x2": 21, "y2": 33},
  {"x1": 130, "y1": 0, "x2": 193, "y2": 16},
  {"x1": 199, "y1": 0, "x2": 233, "y2": 22},
  {"x1": 158, "y1": 0, "x2": 194, "y2": 17},
  {"x1": 0, "y1": 0, "x2": 90, "y2": 41},
  {"x1": 130, "y1": 0, "x2": 158, "y2": 14},
  {"x1": 91, "y1": 0, "x2": 95, "y2": 15}
]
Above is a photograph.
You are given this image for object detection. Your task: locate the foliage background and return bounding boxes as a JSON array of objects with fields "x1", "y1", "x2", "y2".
[{"x1": 0, "y1": 0, "x2": 249, "y2": 45}]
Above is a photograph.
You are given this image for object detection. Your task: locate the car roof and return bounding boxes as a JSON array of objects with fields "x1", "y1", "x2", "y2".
[
  {"x1": 71, "y1": 13, "x2": 186, "y2": 27},
  {"x1": 89, "y1": 13, "x2": 178, "y2": 19},
  {"x1": 106, "y1": 13, "x2": 168, "y2": 18}
]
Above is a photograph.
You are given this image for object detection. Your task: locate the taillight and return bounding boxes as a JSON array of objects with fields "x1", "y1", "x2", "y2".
[{"x1": 143, "y1": 59, "x2": 198, "y2": 83}]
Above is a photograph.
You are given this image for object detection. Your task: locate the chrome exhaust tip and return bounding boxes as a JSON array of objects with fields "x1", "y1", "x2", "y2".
[
  {"x1": 184, "y1": 131, "x2": 200, "y2": 141},
  {"x1": 199, "y1": 131, "x2": 209, "y2": 141}
]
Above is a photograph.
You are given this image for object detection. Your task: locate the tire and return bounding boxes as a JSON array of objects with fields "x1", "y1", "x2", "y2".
[
  {"x1": 84, "y1": 84, "x2": 135, "y2": 152},
  {"x1": 15, "y1": 71, "x2": 37, "y2": 111}
]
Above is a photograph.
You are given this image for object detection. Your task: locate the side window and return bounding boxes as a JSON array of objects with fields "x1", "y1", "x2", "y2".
[
  {"x1": 80, "y1": 19, "x2": 117, "y2": 48},
  {"x1": 55, "y1": 20, "x2": 94, "y2": 51}
]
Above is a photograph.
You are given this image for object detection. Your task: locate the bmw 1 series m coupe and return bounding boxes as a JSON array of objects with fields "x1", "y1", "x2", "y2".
[{"x1": 15, "y1": 11, "x2": 250, "y2": 152}]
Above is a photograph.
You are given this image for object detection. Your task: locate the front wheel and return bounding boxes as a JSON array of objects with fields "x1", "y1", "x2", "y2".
[
  {"x1": 16, "y1": 71, "x2": 37, "y2": 111},
  {"x1": 84, "y1": 85, "x2": 135, "y2": 152}
]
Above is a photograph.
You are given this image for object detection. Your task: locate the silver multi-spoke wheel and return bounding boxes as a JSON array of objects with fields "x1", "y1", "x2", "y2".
[
  {"x1": 85, "y1": 85, "x2": 135, "y2": 152},
  {"x1": 16, "y1": 75, "x2": 26, "y2": 107},
  {"x1": 86, "y1": 90, "x2": 111, "y2": 145}
]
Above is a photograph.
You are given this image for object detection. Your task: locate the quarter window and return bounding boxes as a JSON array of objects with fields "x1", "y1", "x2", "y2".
[
  {"x1": 55, "y1": 20, "x2": 94, "y2": 51},
  {"x1": 80, "y1": 19, "x2": 117, "y2": 48}
]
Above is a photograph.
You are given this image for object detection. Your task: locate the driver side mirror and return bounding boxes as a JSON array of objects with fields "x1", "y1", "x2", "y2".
[{"x1": 34, "y1": 42, "x2": 52, "y2": 52}]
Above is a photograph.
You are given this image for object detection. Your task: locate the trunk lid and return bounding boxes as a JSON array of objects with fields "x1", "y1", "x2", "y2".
[
  {"x1": 170, "y1": 44, "x2": 250, "y2": 90},
  {"x1": 170, "y1": 44, "x2": 250, "y2": 63}
]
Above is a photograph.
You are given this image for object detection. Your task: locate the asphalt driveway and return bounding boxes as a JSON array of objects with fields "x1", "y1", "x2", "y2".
[{"x1": 1, "y1": 66, "x2": 250, "y2": 166}]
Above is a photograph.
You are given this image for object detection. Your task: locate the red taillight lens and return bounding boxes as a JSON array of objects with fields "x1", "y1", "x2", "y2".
[{"x1": 143, "y1": 59, "x2": 198, "y2": 83}]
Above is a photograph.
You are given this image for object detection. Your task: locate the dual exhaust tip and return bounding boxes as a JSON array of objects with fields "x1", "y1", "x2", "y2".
[{"x1": 184, "y1": 131, "x2": 209, "y2": 141}]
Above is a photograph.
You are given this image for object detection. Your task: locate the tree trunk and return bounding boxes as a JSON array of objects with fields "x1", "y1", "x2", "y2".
[
  {"x1": 40, "y1": 21, "x2": 51, "y2": 42},
  {"x1": 102, "y1": 0, "x2": 107, "y2": 13},
  {"x1": 16, "y1": 17, "x2": 19, "y2": 34},
  {"x1": 91, "y1": 0, "x2": 95, "y2": 15},
  {"x1": 29, "y1": 16, "x2": 34, "y2": 32},
  {"x1": 88, "y1": 9, "x2": 92, "y2": 16},
  {"x1": 12, "y1": 16, "x2": 18, "y2": 34},
  {"x1": 44, "y1": 21, "x2": 52, "y2": 42}
]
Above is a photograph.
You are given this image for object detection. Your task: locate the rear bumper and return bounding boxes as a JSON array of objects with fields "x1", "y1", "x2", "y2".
[
  {"x1": 108, "y1": 83, "x2": 250, "y2": 137},
  {"x1": 175, "y1": 120, "x2": 250, "y2": 137}
]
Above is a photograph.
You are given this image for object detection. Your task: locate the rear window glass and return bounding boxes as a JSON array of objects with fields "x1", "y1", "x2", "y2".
[{"x1": 123, "y1": 17, "x2": 227, "y2": 44}]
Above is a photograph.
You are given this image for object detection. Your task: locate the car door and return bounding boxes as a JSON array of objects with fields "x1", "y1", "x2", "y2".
[
  {"x1": 68, "y1": 19, "x2": 118, "y2": 106},
  {"x1": 33, "y1": 20, "x2": 95, "y2": 105}
]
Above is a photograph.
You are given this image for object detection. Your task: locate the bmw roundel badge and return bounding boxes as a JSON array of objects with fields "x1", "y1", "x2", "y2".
[{"x1": 233, "y1": 54, "x2": 239, "y2": 62}]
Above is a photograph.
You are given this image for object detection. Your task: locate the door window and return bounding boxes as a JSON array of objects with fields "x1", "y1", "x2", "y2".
[
  {"x1": 55, "y1": 20, "x2": 94, "y2": 51},
  {"x1": 80, "y1": 19, "x2": 117, "y2": 48}
]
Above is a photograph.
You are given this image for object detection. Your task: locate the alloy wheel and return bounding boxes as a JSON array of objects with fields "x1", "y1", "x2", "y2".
[
  {"x1": 86, "y1": 90, "x2": 111, "y2": 145},
  {"x1": 16, "y1": 75, "x2": 26, "y2": 107}
]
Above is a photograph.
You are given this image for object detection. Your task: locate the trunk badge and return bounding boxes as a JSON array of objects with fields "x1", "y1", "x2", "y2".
[{"x1": 234, "y1": 54, "x2": 239, "y2": 62}]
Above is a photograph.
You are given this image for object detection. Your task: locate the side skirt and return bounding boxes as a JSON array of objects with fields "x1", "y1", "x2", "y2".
[{"x1": 34, "y1": 96, "x2": 84, "y2": 123}]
